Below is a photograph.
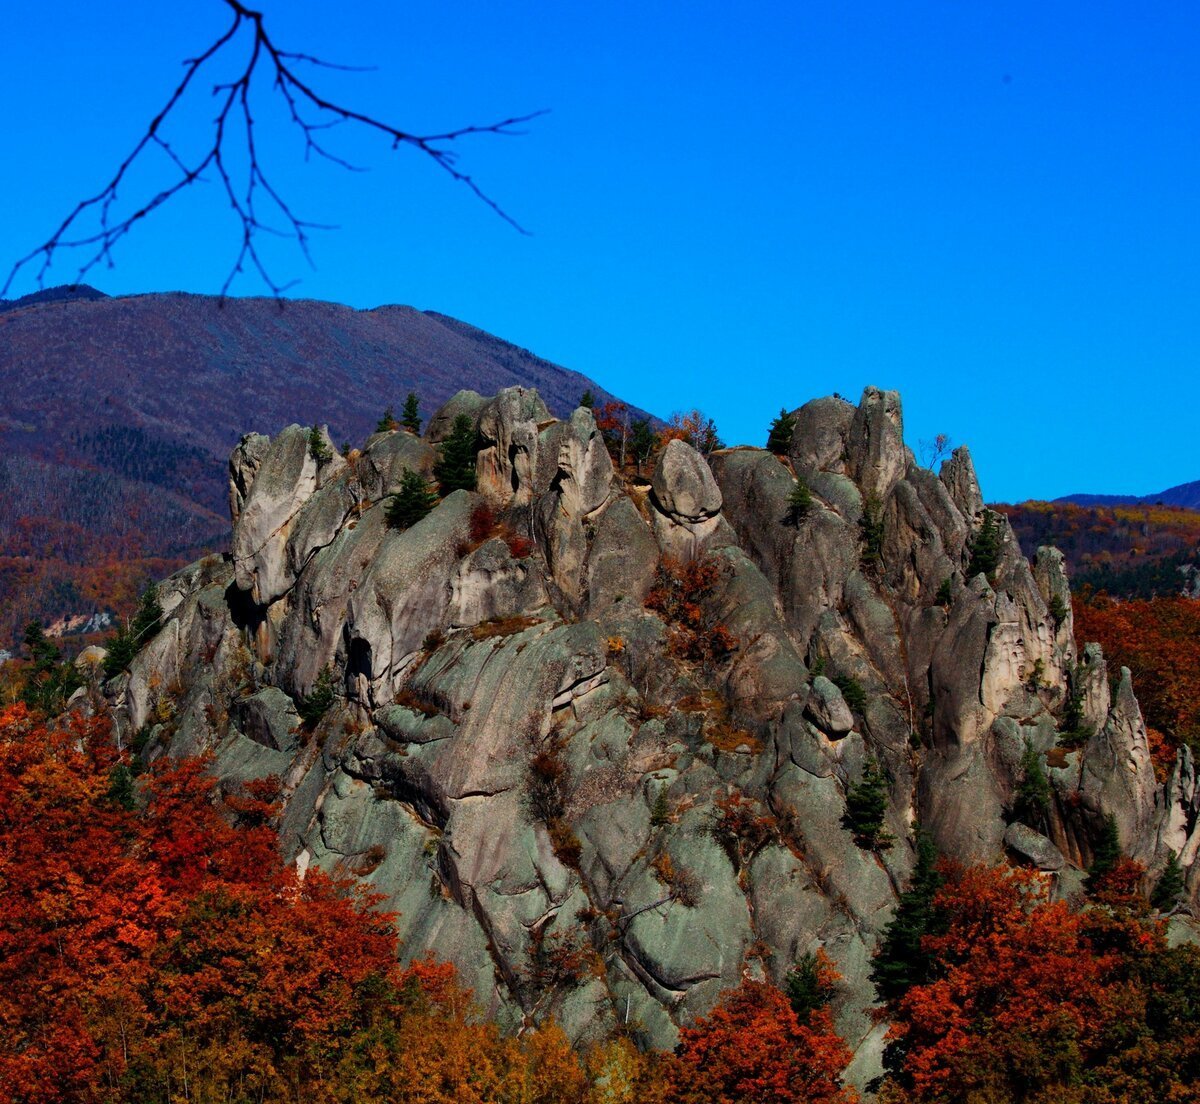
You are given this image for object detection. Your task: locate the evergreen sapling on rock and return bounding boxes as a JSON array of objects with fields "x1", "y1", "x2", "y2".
[
  {"x1": 436, "y1": 414, "x2": 480, "y2": 494},
  {"x1": 385, "y1": 469, "x2": 438, "y2": 530}
]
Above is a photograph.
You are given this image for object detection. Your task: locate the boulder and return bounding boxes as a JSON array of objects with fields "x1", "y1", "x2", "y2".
[
  {"x1": 650, "y1": 439, "x2": 722, "y2": 523},
  {"x1": 805, "y1": 676, "x2": 854, "y2": 736}
]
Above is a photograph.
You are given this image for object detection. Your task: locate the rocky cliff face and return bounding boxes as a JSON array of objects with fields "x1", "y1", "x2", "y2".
[{"x1": 107, "y1": 385, "x2": 1199, "y2": 1086}]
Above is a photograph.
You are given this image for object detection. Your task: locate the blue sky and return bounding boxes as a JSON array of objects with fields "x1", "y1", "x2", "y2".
[{"x1": 2, "y1": 1, "x2": 1197, "y2": 502}]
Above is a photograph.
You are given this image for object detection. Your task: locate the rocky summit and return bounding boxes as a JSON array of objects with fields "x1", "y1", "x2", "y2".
[{"x1": 102, "y1": 384, "x2": 1198, "y2": 1087}]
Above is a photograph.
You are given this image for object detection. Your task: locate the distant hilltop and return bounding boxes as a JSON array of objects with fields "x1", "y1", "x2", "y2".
[{"x1": 1054, "y1": 478, "x2": 1200, "y2": 511}]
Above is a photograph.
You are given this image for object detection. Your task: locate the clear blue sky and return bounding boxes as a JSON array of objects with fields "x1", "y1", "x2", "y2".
[{"x1": 3, "y1": 1, "x2": 1197, "y2": 502}]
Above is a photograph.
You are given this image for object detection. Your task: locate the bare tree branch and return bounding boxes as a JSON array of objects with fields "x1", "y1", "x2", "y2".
[{"x1": 4, "y1": 0, "x2": 545, "y2": 299}]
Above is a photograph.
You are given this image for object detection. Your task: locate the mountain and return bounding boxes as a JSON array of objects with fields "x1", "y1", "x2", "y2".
[
  {"x1": 1054, "y1": 478, "x2": 1200, "y2": 510},
  {"x1": 0, "y1": 289, "x2": 648, "y2": 645},
  {"x1": 94, "y1": 385, "x2": 1195, "y2": 1086}
]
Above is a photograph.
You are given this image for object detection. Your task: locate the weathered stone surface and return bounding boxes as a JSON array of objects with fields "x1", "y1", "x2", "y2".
[
  {"x1": 426, "y1": 389, "x2": 490, "y2": 442},
  {"x1": 940, "y1": 445, "x2": 985, "y2": 522},
  {"x1": 357, "y1": 430, "x2": 435, "y2": 500},
  {"x1": 805, "y1": 676, "x2": 854, "y2": 736},
  {"x1": 476, "y1": 386, "x2": 552, "y2": 505},
  {"x1": 789, "y1": 395, "x2": 854, "y2": 475},
  {"x1": 1004, "y1": 821, "x2": 1066, "y2": 871},
  {"x1": 537, "y1": 407, "x2": 616, "y2": 604},
  {"x1": 845, "y1": 387, "x2": 907, "y2": 504},
  {"x1": 234, "y1": 686, "x2": 301, "y2": 753},
  {"x1": 230, "y1": 424, "x2": 346, "y2": 606},
  {"x1": 650, "y1": 439, "x2": 722, "y2": 523},
  {"x1": 229, "y1": 432, "x2": 270, "y2": 525},
  {"x1": 1081, "y1": 668, "x2": 1158, "y2": 861},
  {"x1": 110, "y1": 383, "x2": 1179, "y2": 1076}
]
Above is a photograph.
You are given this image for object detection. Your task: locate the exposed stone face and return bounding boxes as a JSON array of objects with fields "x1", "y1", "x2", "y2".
[
  {"x1": 113, "y1": 385, "x2": 1185, "y2": 1085},
  {"x1": 940, "y1": 445, "x2": 985, "y2": 522},
  {"x1": 845, "y1": 387, "x2": 907, "y2": 504},
  {"x1": 475, "y1": 386, "x2": 552, "y2": 505},
  {"x1": 651, "y1": 439, "x2": 723, "y2": 523},
  {"x1": 789, "y1": 395, "x2": 854, "y2": 476}
]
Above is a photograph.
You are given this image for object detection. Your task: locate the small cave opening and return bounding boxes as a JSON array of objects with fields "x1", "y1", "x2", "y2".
[
  {"x1": 225, "y1": 582, "x2": 267, "y2": 636},
  {"x1": 508, "y1": 441, "x2": 521, "y2": 493},
  {"x1": 346, "y1": 636, "x2": 373, "y2": 704}
]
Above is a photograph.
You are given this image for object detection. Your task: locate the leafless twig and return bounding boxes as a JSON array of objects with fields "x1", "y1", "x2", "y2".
[{"x1": 4, "y1": 0, "x2": 545, "y2": 299}]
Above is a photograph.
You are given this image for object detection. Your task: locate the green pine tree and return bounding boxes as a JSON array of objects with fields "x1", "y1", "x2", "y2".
[
  {"x1": 435, "y1": 414, "x2": 480, "y2": 493},
  {"x1": 297, "y1": 666, "x2": 336, "y2": 726},
  {"x1": 966, "y1": 509, "x2": 1002, "y2": 582},
  {"x1": 107, "y1": 763, "x2": 137, "y2": 811},
  {"x1": 130, "y1": 584, "x2": 163, "y2": 644},
  {"x1": 630, "y1": 418, "x2": 656, "y2": 475},
  {"x1": 102, "y1": 585, "x2": 163, "y2": 680},
  {"x1": 401, "y1": 392, "x2": 422, "y2": 433},
  {"x1": 1086, "y1": 814, "x2": 1122, "y2": 893},
  {"x1": 376, "y1": 407, "x2": 398, "y2": 433},
  {"x1": 842, "y1": 756, "x2": 891, "y2": 849},
  {"x1": 859, "y1": 496, "x2": 885, "y2": 572},
  {"x1": 1060, "y1": 666, "x2": 1094, "y2": 748},
  {"x1": 20, "y1": 620, "x2": 82, "y2": 712},
  {"x1": 579, "y1": 389, "x2": 595, "y2": 409},
  {"x1": 650, "y1": 785, "x2": 670, "y2": 827},
  {"x1": 871, "y1": 830, "x2": 943, "y2": 1004},
  {"x1": 308, "y1": 424, "x2": 332, "y2": 464},
  {"x1": 766, "y1": 408, "x2": 796, "y2": 455},
  {"x1": 785, "y1": 951, "x2": 834, "y2": 1023},
  {"x1": 1013, "y1": 737, "x2": 1051, "y2": 826},
  {"x1": 22, "y1": 620, "x2": 60, "y2": 674},
  {"x1": 385, "y1": 469, "x2": 438, "y2": 530},
  {"x1": 1152, "y1": 850, "x2": 1186, "y2": 912},
  {"x1": 786, "y1": 477, "x2": 813, "y2": 525}
]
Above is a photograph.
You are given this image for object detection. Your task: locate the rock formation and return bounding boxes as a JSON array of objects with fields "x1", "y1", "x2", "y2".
[{"x1": 105, "y1": 385, "x2": 1195, "y2": 1086}]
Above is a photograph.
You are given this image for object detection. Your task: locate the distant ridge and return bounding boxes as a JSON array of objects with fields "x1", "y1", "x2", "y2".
[
  {"x1": 1054, "y1": 479, "x2": 1200, "y2": 511},
  {"x1": 0, "y1": 283, "x2": 109, "y2": 313},
  {"x1": 0, "y1": 287, "x2": 651, "y2": 643}
]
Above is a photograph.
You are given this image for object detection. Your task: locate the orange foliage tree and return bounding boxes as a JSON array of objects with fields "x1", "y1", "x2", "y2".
[
  {"x1": 879, "y1": 861, "x2": 1200, "y2": 1104},
  {"x1": 0, "y1": 703, "x2": 599, "y2": 1104},
  {"x1": 645, "y1": 555, "x2": 738, "y2": 667},
  {"x1": 661, "y1": 979, "x2": 856, "y2": 1104}
]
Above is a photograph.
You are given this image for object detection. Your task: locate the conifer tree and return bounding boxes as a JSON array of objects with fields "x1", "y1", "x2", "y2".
[
  {"x1": 1152, "y1": 850, "x2": 1185, "y2": 912},
  {"x1": 385, "y1": 469, "x2": 438, "y2": 530},
  {"x1": 630, "y1": 418, "x2": 656, "y2": 475},
  {"x1": 579, "y1": 389, "x2": 595, "y2": 409},
  {"x1": 1013, "y1": 737, "x2": 1051, "y2": 826},
  {"x1": 308, "y1": 424, "x2": 332, "y2": 464},
  {"x1": 650, "y1": 786, "x2": 670, "y2": 827},
  {"x1": 22, "y1": 620, "x2": 60, "y2": 673},
  {"x1": 787, "y1": 477, "x2": 813, "y2": 525},
  {"x1": 297, "y1": 666, "x2": 336, "y2": 725},
  {"x1": 376, "y1": 406, "x2": 398, "y2": 433},
  {"x1": 435, "y1": 414, "x2": 480, "y2": 493},
  {"x1": 766, "y1": 408, "x2": 796, "y2": 455},
  {"x1": 966, "y1": 509, "x2": 1002, "y2": 582},
  {"x1": 859, "y1": 495, "x2": 885, "y2": 572},
  {"x1": 1085, "y1": 813, "x2": 1122, "y2": 893},
  {"x1": 871, "y1": 830, "x2": 943, "y2": 1005},
  {"x1": 103, "y1": 585, "x2": 164, "y2": 679},
  {"x1": 401, "y1": 392, "x2": 422, "y2": 433},
  {"x1": 785, "y1": 951, "x2": 833, "y2": 1022},
  {"x1": 842, "y1": 756, "x2": 892, "y2": 849}
]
